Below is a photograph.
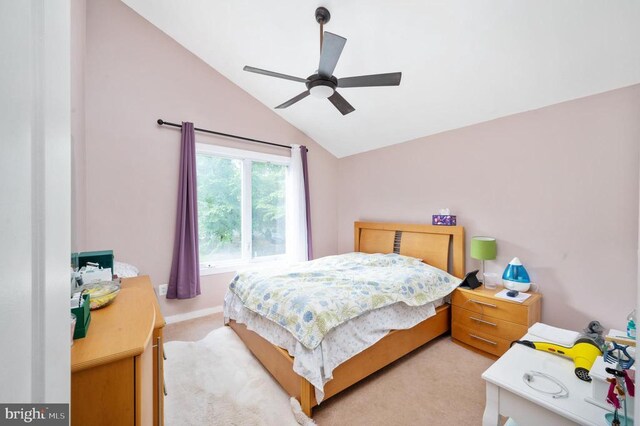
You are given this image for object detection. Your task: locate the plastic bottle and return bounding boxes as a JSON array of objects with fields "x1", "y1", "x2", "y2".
[{"x1": 627, "y1": 309, "x2": 636, "y2": 339}]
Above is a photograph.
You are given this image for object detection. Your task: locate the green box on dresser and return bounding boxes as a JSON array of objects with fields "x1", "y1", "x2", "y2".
[{"x1": 71, "y1": 293, "x2": 91, "y2": 339}]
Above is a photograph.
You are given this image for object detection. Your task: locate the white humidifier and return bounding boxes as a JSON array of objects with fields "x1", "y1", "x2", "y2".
[{"x1": 502, "y1": 257, "x2": 531, "y2": 292}]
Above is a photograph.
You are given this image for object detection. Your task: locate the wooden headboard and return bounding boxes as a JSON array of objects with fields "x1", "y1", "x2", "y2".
[{"x1": 354, "y1": 221, "x2": 465, "y2": 278}]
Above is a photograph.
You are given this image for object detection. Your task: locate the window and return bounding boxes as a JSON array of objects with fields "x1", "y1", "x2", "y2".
[{"x1": 196, "y1": 144, "x2": 289, "y2": 271}]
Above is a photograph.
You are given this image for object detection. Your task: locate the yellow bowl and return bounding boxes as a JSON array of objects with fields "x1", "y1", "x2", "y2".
[{"x1": 81, "y1": 282, "x2": 121, "y2": 310}]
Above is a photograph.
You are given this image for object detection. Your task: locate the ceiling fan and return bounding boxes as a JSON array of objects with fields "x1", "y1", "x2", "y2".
[{"x1": 243, "y1": 7, "x2": 402, "y2": 116}]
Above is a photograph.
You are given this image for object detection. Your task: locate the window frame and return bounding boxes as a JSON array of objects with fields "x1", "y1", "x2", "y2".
[{"x1": 195, "y1": 143, "x2": 290, "y2": 275}]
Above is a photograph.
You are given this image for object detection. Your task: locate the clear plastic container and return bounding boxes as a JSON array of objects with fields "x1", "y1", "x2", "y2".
[
  {"x1": 71, "y1": 313, "x2": 77, "y2": 346},
  {"x1": 80, "y1": 281, "x2": 121, "y2": 309},
  {"x1": 483, "y1": 272, "x2": 500, "y2": 290}
]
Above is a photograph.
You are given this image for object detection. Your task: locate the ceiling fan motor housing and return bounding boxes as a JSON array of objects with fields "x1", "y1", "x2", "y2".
[
  {"x1": 315, "y1": 7, "x2": 331, "y2": 24},
  {"x1": 306, "y1": 74, "x2": 337, "y2": 98}
]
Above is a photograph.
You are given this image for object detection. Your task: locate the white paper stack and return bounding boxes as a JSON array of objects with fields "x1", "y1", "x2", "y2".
[
  {"x1": 79, "y1": 267, "x2": 112, "y2": 284},
  {"x1": 494, "y1": 289, "x2": 532, "y2": 303}
]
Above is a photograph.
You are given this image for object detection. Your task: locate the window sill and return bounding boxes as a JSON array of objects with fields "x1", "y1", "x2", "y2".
[
  {"x1": 200, "y1": 265, "x2": 241, "y2": 276},
  {"x1": 200, "y1": 259, "x2": 288, "y2": 276}
]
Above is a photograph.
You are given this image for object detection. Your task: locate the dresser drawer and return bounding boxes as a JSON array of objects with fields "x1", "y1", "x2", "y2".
[
  {"x1": 451, "y1": 289, "x2": 529, "y2": 324},
  {"x1": 452, "y1": 323, "x2": 512, "y2": 357},
  {"x1": 452, "y1": 306, "x2": 527, "y2": 343}
]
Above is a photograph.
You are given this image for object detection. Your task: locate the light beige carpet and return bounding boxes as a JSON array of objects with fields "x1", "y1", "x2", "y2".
[
  {"x1": 165, "y1": 314, "x2": 494, "y2": 425},
  {"x1": 164, "y1": 312, "x2": 225, "y2": 342}
]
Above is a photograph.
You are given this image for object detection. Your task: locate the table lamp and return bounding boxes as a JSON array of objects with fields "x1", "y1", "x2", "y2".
[{"x1": 470, "y1": 236, "x2": 497, "y2": 283}]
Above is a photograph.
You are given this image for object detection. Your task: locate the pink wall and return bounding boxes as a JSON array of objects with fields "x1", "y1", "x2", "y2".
[
  {"x1": 338, "y1": 85, "x2": 640, "y2": 330},
  {"x1": 82, "y1": 0, "x2": 338, "y2": 317},
  {"x1": 79, "y1": 0, "x2": 639, "y2": 328}
]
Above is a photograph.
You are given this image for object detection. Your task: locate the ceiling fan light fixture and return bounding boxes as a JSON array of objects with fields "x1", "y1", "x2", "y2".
[{"x1": 309, "y1": 84, "x2": 335, "y2": 98}]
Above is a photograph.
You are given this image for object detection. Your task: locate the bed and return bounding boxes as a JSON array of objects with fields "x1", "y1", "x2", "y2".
[{"x1": 226, "y1": 221, "x2": 465, "y2": 416}]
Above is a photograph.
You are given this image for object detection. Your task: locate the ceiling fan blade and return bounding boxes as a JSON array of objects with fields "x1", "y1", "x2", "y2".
[
  {"x1": 275, "y1": 91, "x2": 310, "y2": 109},
  {"x1": 243, "y1": 66, "x2": 308, "y2": 83},
  {"x1": 327, "y1": 91, "x2": 355, "y2": 115},
  {"x1": 338, "y1": 72, "x2": 402, "y2": 88},
  {"x1": 318, "y1": 32, "x2": 347, "y2": 78}
]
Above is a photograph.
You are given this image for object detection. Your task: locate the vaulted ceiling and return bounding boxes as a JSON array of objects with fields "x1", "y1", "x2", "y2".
[{"x1": 122, "y1": 0, "x2": 640, "y2": 158}]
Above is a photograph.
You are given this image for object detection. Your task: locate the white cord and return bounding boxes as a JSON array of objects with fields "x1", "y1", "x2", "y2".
[{"x1": 522, "y1": 370, "x2": 570, "y2": 399}]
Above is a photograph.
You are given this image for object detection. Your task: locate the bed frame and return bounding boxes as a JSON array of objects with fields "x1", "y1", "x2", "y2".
[{"x1": 228, "y1": 221, "x2": 465, "y2": 416}]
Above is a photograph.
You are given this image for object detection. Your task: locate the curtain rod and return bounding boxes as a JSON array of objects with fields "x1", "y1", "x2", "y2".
[{"x1": 157, "y1": 119, "x2": 307, "y2": 152}]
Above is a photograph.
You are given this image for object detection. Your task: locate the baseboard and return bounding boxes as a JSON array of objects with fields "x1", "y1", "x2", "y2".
[{"x1": 165, "y1": 306, "x2": 224, "y2": 324}]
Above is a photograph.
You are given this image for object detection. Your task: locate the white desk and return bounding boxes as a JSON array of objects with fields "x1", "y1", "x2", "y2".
[{"x1": 482, "y1": 333, "x2": 611, "y2": 426}]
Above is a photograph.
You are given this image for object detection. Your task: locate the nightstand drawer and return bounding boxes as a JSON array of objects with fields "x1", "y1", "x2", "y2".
[
  {"x1": 452, "y1": 307, "x2": 527, "y2": 343},
  {"x1": 452, "y1": 323, "x2": 512, "y2": 357},
  {"x1": 451, "y1": 289, "x2": 529, "y2": 324}
]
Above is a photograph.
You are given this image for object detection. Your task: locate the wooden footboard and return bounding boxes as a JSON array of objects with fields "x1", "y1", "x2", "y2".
[{"x1": 228, "y1": 303, "x2": 451, "y2": 417}]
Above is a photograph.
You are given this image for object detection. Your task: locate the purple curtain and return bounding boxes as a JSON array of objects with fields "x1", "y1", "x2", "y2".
[
  {"x1": 300, "y1": 146, "x2": 313, "y2": 260},
  {"x1": 167, "y1": 122, "x2": 201, "y2": 299}
]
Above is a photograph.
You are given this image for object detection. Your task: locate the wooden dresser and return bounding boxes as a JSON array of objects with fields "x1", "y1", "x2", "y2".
[
  {"x1": 451, "y1": 286, "x2": 541, "y2": 358},
  {"x1": 71, "y1": 276, "x2": 165, "y2": 426},
  {"x1": 122, "y1": 277, "x2": 166, "y2": 426}
]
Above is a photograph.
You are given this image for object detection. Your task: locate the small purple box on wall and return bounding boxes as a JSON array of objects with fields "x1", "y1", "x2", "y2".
[{"x1": 432, "y1": 215, "x2": 457, "y2": 226}]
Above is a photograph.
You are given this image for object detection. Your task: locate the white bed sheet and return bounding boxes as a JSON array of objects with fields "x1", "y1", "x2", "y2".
[{"x1": 224, "y1": 291, "x2": 446, "y2": 403}]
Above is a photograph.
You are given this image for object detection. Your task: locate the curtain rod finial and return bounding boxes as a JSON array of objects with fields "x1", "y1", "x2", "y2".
[{"x1": 157, "y1": 119, "x2": 164, "y2": 125}]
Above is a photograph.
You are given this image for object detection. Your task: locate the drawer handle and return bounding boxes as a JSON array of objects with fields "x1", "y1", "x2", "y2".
[
  {"x1": 469, "y1": 333, "x2": 497, "y2": 345},
  {"x1": 470, "y1": 316, "x2": 497, "y2": 327},
  {"x1": 470, "y1": 299, "x2": 497, "y2": 308}
]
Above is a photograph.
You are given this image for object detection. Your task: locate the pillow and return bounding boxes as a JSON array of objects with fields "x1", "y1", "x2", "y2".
[
  {"x1": 114, "y1": 261, "x2": 139, "y2": 278},
  {"x1": 350, "y1": 252, "x2": 424, "y2": 267}
]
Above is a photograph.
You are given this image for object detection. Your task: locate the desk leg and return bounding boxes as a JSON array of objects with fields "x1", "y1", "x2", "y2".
[{"x1": 483, "y1": 382, "x2": 500, "y2": 426}]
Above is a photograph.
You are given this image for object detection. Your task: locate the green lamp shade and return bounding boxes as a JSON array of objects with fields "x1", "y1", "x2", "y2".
[{"x1": 470, "y1": 236, "x2": 497, "y2": 260}]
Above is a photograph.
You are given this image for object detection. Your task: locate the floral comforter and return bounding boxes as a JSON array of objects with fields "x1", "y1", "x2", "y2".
[{"x1": 227, "y1": 252, "x2": 461, "y2": 349}]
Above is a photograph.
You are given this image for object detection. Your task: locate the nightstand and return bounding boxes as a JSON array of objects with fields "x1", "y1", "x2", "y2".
[
  {"x1": 451, "y1": 286, "x2": 542, "y2": 358},
  {"x1": 482, "y1": 331, "x2": 608, "y2": 425}
]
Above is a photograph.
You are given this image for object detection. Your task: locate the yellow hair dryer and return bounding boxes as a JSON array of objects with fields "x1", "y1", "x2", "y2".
[{"x1": 514, "y1": 338, "x2": 602, "y2": 382}]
